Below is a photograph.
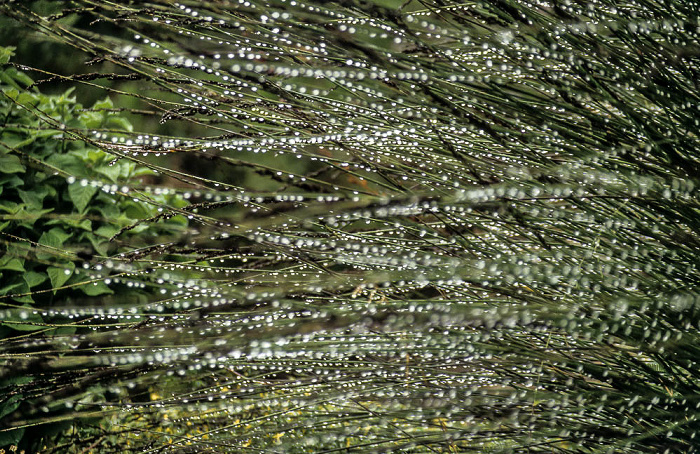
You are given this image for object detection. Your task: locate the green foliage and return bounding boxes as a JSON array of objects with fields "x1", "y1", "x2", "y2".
[
  {"x1": 0, "y1": 0, "x2": 699, "y2": 453},
  {"x1": 0, "y1": 56, "x2": 186, "y2": 309},
  {"x1": 0, "y1": 48, "x2": 188, "y2": 451}
]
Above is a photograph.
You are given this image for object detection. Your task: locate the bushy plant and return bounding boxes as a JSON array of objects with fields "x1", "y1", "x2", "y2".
[
  {"x1": 1, "y1": 49, "x2": 185, "y2": 298},
  {"x1": 0, "y1": 0, "x2": 699, "y2": 453},
  {"x1": 0, "y1": 46, "x2": 188, "y2": 449}
]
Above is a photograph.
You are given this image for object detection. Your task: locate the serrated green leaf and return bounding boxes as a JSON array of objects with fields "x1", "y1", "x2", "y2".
[
  {"x1": 0, "y1": 154, "x2": 25, "y2": 173},
  {"x1": 68, "y1": 183, "x2": 98, "y2": 213},
  {"x1": 47, "y1": 262, "x2": 75, "y2": 291}
]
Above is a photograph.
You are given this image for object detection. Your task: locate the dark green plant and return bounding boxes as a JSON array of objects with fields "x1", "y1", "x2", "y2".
[
  {"x1": 0, "y1": 45, "x2": 188, "y2": 304},
  {"x1": 0, "y1": 46, "x2": 188, "y2": 449},
  {"x1": 0, "y1": 0, "x2": 699, "y2": 453}
]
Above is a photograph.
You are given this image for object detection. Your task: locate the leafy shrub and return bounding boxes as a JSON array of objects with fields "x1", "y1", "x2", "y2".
[
  {"x1": 1, "y1": 46, "x2": 186, "y2": 303},
  {"x1": 0, "y1": 46, "x2": 187, "y2": 449}
]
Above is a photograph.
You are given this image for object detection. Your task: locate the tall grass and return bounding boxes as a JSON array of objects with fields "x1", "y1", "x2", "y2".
[{"x1": 1, "y1": 0, "x2": 699, "y2": 452}]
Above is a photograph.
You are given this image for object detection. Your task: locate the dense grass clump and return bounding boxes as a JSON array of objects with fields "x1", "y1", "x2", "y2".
[{"x1": 1, "y1": 0, "x2": 699, "y2": 452}]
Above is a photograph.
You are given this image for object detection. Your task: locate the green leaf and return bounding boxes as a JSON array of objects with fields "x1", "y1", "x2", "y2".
[
  {"x1": 1, "y1": 87, "x2": 18, "y2": 100},
  {"x1": 80, "y1": 280, "x2": 113, "y2": 296},
  {"x1": 18, "y1": 186, "x2": 50, "y2": 210},
  {"x1": 45, "y1": 325, "x2": 77, "y2": 336},
  {"x1": 92, "y1": 97, "x2": 114, "y2": 110},
  {"x1": 0, "y1": 200, "x2": 21, "y2": 214},
  {"x1": 95, "y1": 163, "x2": 122, "y2": 182},
  {"x1": 0, "y1": 394, "x2": 23, "y2": 423},
  {"x1": 95, "y1": 224, "x2": 119, "y2": 238},
  {"x1": 38, "y1": 228, "x2": 70, "y2": 248},
  {"x1": 106, "y1": 115, "x2": 133, "y2": 132},
  {"x1": 81, "y1": 232, "x2": 109, "y2": 256},
  {"x1": 0, "y1": 173, "x2": 23, "y2": 188},
  {"x1": 0, "y1": 131, "x2": 27, "y2": 149},
  {"x1": 0, "y1": 280, "x2": 23, "y2": 295},
  {"x1": 1, "y1": 280, "x2": 33, "y2": 303},
  {"x1": 37, "y1": 228, "x2": 72, "y2": 260},
  {"x1": 123, "y1": 200, "x2": 151, "y2": 219},
  {"x1": 0, "y1": 46, "x2": 15, "y2": 64},
  {"x1": 0, "y1": 375, "x2": 32, "y2": 388},
  {"x1": 24, "y1": 270, "x2": 47, "y2": 288},
  {"x1": 78, "y1": 110, "x2": 104, "y2": 128},
  {"x1": 0, "y1": 428, "x2": 25, "y2": 448},
  {"x1": 94, "y1": 199, "x2": 120, "y2": 219},
  {"x1": 11, "y1": 70, "x2": 34, "y2": 88},
  {"x1": 15, "y1": 91, "x2": 39, "y2": 108},
  {"x1": 46, "y1": 153, "x2": 87, "y2": 177},
  {"x1": 68, "y1": 182, "x2": 98, "y2": 213},
  {"x1": 0, "y1": 71, "x2": 21, "y2": 90},
  {"x1": 132, "y1": 165, "x2": 155, "y2": 177},
  {"x1": 86, "y1": 149, "x2": 107, "y2": 164},
  {"x1": 0, "y1": 254, "x2": 24, "y2": 272},
  {"x1": 5, "y1": 207, "x2": 53, "y2": 228},
  {"x1": 0, "y1": 128, "x2": 63, "y2": 155},
  {"x1": 0, "y1": 154, "x2": 25, "y2": 173},
  {"x1": 47, "y1": 262, "x2": 75, "y2": 291},
  {"x1": 56, "y1": 217, "x2": 92, "y2": 231},
  {"x1": 3, "y1": 128, "x2": 64, "y2": 151}
]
